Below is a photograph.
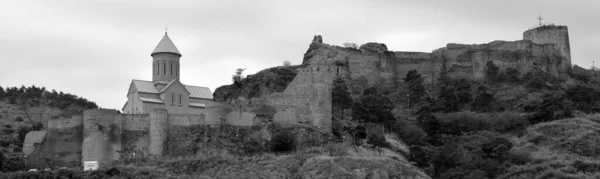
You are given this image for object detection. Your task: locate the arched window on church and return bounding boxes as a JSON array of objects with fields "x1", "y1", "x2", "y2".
[
  {"x1": 157, "y1": 63, "x2": 159, "y2": 75},
  {"x1": 171, "y1": 63, "x2": 173, "y2": 76},
  {"x1": 179, "y1": 94, "x2": 182, "y2": 105},
  {"x1": 172, "y1": 93, "x2": 175, "y2": 104},
  {"x1": 163, "y1": 62, "x2": 166, "y2": 75}
]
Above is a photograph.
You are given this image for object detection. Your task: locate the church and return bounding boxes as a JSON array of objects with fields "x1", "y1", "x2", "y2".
[{"x1": 121, "y1": 33, "x2": 213, "y2": 114}]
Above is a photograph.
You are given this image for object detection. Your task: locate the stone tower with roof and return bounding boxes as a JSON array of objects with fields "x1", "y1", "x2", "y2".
[{"x1": 152, "y1": 32, "x2": 182, "y2": 86}]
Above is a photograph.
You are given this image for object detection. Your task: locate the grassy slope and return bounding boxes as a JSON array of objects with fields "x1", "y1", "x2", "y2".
[{"x1": 500, "y1": 114, "x2": 600, "y2": 178}]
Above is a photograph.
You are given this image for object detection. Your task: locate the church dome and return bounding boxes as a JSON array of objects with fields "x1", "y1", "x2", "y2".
[{"x1": 151, "y1": 33, "x2": 181, "y2": 56}]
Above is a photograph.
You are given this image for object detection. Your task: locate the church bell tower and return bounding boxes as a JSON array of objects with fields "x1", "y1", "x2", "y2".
[{"x1": 151, "y1": 32, "x2": 181, "y2": 83}]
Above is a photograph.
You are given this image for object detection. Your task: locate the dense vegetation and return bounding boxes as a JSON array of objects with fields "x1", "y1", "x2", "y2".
[
  {"x1": 338, "y1": 62, "x2": 600, "y2": 178},
  {"x1": 0, "y1": 85, "x2": 97, "y2": 110}
]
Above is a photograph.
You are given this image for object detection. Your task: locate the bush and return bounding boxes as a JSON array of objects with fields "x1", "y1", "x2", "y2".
[
  {"x1": 270, "y1": 130, "x2": 296, "y2": 152},
  {"x1": 436, "y1": 111, "x2": 491, "y2": 135},
  {"x1": 32, "y1": 121, "x2": 44, "y2": 131},
  {"x1": 17, "y1": 126, "x2": 31, "y2": 143},
  {"x1": 323, "y1": 143, "x2": 347, "y2": 157},
  {"x1": 14, "y1": 117, "x2": 23, "y2": 122},
  {"x1": 283, "y1": 60, "x2": 292, "y2": 67},
  {"x1": 507, "y1": 149, "x2": 532, "y2": 165},
  {"x1": 2, "y1": 128, "x2": 15, "y2": 134},
  {"x1": 489, "y1": 112, "x2": 528, "y2": 132},
  {"x1": 393, "y1": 119, "x2": 428, "y2": 146}
]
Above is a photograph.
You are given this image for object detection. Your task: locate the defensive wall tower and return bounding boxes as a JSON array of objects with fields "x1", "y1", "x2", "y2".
[
  {"x1": 149, "y1": 108, "x2": 168, "y2": 157},
  {"x1": 152, "y1": 32, "x2": 182, "y2": 84},
  {"x1": 523, "y1": 25, "x2": 571, "y2": 73}
]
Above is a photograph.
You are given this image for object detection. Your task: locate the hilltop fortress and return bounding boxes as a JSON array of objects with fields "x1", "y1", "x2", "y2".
[{"x1": 23, "y1": 25, "x2": 571, "y2": 169}]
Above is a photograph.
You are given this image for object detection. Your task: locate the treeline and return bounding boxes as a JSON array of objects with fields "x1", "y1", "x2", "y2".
[{"x1": 0, "y1": 85, "x2": 98, "y2": 110}]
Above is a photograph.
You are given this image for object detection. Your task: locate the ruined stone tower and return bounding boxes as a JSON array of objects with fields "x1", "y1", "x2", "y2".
[
  {"x1": 152, "y1": 32, "x2": 182, "y2": 84},
  {"x1": 523, "y1": 25, "x2": 571, "y2": 73}
]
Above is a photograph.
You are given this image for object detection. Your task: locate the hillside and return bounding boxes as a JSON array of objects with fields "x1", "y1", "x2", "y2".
[
  {"x1": 0, "y1": 85, "x2": 98, "y2": 172},
  {"x1": 500, "y1": 115, "x2": 600, "y2": 178},
  {"x1": 209, "y1": 34, "x2": 600, "y2": 178}
]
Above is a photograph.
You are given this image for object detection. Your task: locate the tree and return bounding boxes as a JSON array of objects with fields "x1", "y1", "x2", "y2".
[
  {"x1": 367, "y1": 133, "x2": 387, "y2": 157},
  {"x1": 343, "y1": 42, "x2": 358, "y2": 49},
  {"x1": 472, "y1": 93, "x2": 494, "y2": 112},
  {"x1": 502, "y1": 67, "x2": 521, "y2": 83},
  {"x1": 435, "y1": 79, "x2": 472, "y2": 112},
  {"x1": 485, "y1": 61, "x2": 499, "y2": 83},
  {"x1": 332, "y1": 76, "x2": 353, "y2": 119},
  {"x1": 416, "y1": 107, "x2": 440, "y2": 137},
  {"x1": 404, "y1": 70, "x2": 425, "y2": 107},
  {"x1": 283, "y1": 60, "x2": 291, "y2": 67},
  {"x1": 232, "y1": 68, "x2": 246, "y2": 87},
  {"x1": 352, "y1": 87, "x2": 394, "y2": 125},
  {"x1": 0, "y1": 86, "x2": 4, "y2": 99}
]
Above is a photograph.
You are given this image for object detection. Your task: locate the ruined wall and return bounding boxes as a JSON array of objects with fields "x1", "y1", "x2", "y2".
[
  {"x1": 269, "y1": 65, "x2": 333, "y2": 133},
  {"x1": 120, "y1": 114, "x2": 150, "y2": 160},
  {"x1": 148, "y1": 109, "x2": 168, "y2": 157},
  {"x1": 523, "y1": 25, "x2": 571, "y2": 74},
  {"x1": 82, "y1": 109, "x2": 122, "y2": 168},
  {"x1": 432, "y1": 40, "x2": 565, "y2": 80},
  {"x1": 44, "y1": 116, "x2": 84, "y2": 167},
  {"x1": 393, "y1": 51, "x2": 439, "y2": 86}
]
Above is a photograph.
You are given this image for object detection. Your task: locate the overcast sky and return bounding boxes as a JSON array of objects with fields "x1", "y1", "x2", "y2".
[{"x1": 1, "y1": 0, "x2": 598, "y2": 110}]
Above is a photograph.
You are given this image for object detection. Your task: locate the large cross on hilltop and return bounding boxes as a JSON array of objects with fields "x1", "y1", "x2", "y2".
[{"x1": 538, "y1": 15, "x2": 543, "y2": 26}]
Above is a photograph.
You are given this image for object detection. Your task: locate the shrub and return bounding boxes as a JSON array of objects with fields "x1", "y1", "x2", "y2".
[
  {"x1": 489, "y1": 112, "x2": 528, "y2": 132},
  {"x1": 14, "y1": 116, "x2": 23, "y2": 122},
  {"x1": 17, "y1": 126, "x2": 31, "y2": 143},
  {"x1": 283, "y1": 60, "x2": 291, "y2": 67},
  {"x1": 323, "y1": 143, "x2": 347, "y2": 157},
  {"x1": 270, "y1": 130, "x2": 296, "y2": 152},
  {"x1": 393, "y1": 119, "x2": 428, "y2": 146},
  {"x1": 436, "y1": 111, "x2": 491, "y2": 135},
  {"x1": 508, "y1": 149, "x2": 533, "y2": 165},
  {"x1": 32, "y1": 121, "x2": 44, "y2": 130},
  {"x1": 2, "y1": 128, "x2": 15, "y2": 134}
]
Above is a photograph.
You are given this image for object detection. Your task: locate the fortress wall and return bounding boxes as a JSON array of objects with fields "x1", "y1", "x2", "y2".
[
  {"x1": 348, "y1": 54, "x2": 382, "y2": 88},
  {"x1": 168, "y1": 114, "x2": 205, "y2": 126},
  {"x1": 45, "y1": 116, "x2": 84, "y2": 167},
  {"x1": 272, "y1": 65, "x2": 333, "y2": 133},
  {"x1": 47, "y1": 115, "x2": 83, "y2": 129},
  {"x1": 523, "y1": 25, "x2": 571, "y2": 73},
  {"x1": 392, "y1": 51, "x2": 438, "y2": 85},
  {"x1": 223, "y1": 111, "x2": 255, "y2": 126},
  {"x1": 149, "y1": 109, "x2": 168, "y2": 157},
  {"x1": 122, "y1": 114, "x2": 149, "y2": 131},
  {"x1": 82, "y1": 109, "x2": 122, "y2": 168},
  {"x1": 120, "y1": 129, "x2": 150, "y2": 161},
  {"x1": 165, "y1": 124, "x2": 205, "y2": 156},
  {"x1": 206, "y1": 104, "x2": 233, "y2": 126},
  {"x1": 433, "y1": 40, "x2": 566, "y2": 80}
]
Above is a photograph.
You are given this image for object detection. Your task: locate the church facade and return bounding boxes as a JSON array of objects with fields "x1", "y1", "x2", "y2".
[{"x1": 121, "y1": 33, "x2": 213, "y2": 114}]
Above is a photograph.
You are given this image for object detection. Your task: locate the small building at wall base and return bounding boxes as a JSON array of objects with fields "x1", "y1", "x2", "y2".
[{"x1": 121, "y1": 33, "x2": 214, "y2": 114}]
